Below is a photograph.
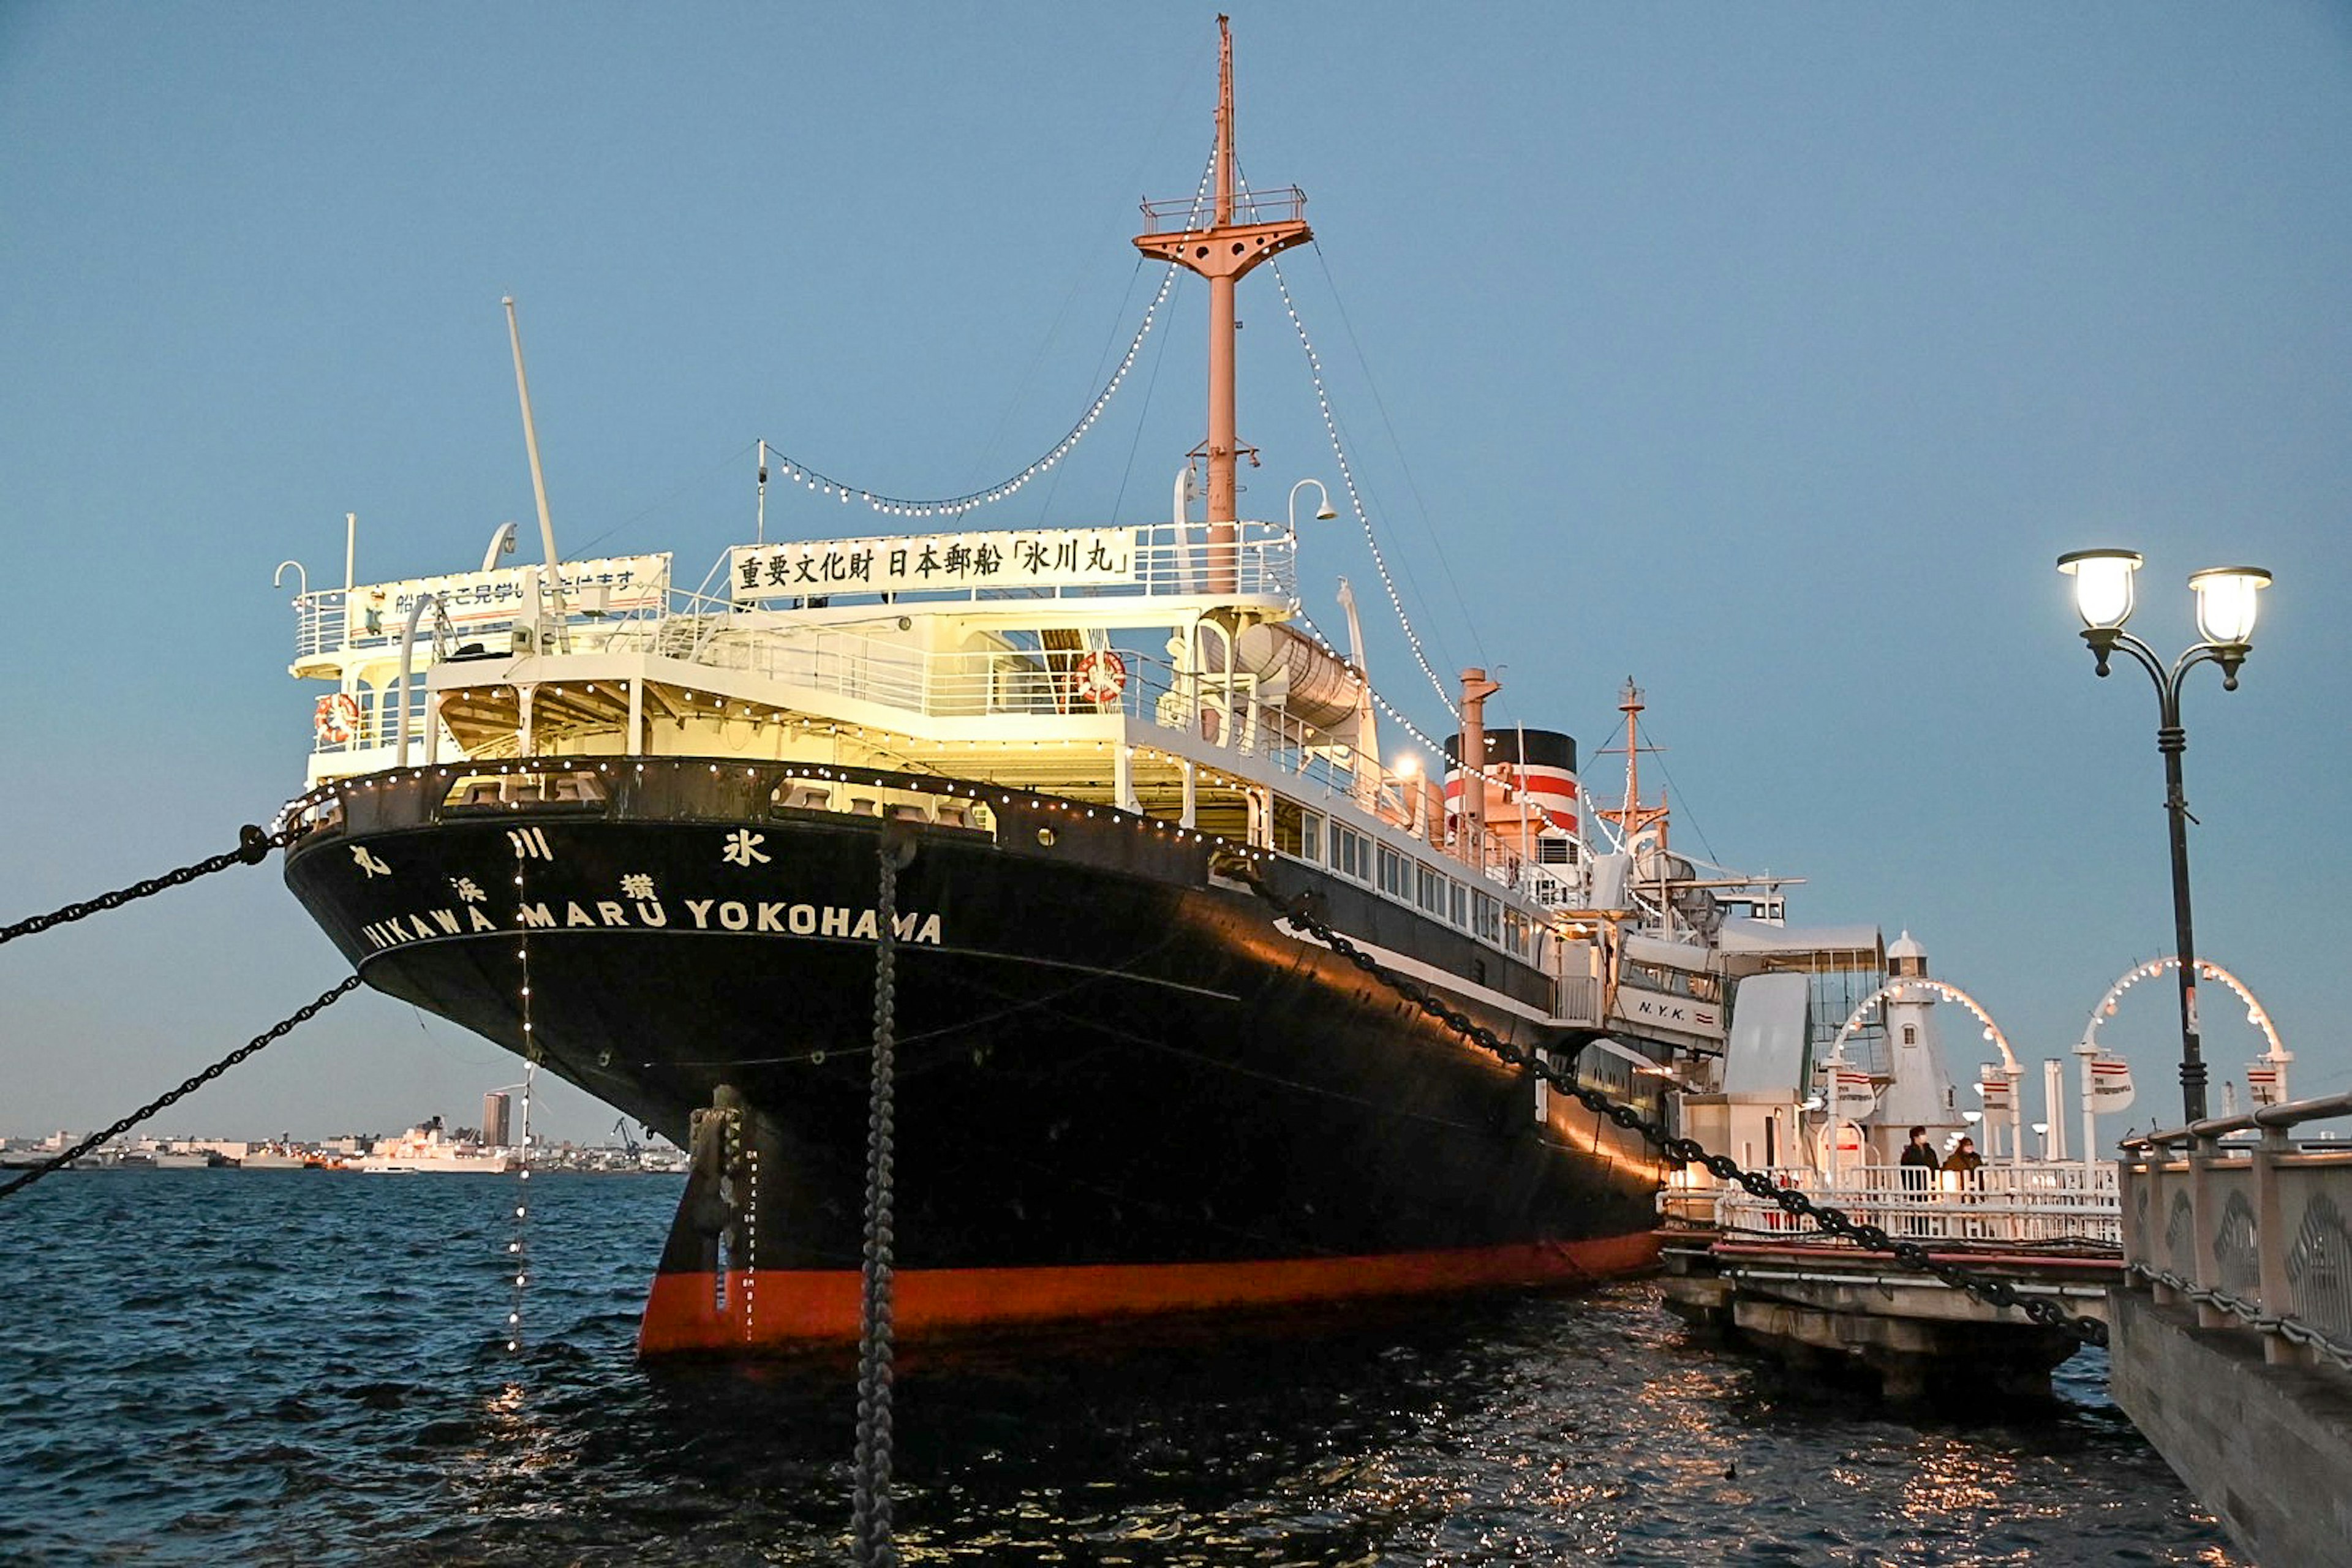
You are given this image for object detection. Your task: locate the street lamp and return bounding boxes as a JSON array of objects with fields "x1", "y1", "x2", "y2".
[{"x1": 2057, "y1": 549, "x2": 2272, "y2": 1122}]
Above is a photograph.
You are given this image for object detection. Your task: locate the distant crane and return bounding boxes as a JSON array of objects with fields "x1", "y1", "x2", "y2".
[{"x1": 611, "y1": 1117, "x2": 641, "y2": 1158}]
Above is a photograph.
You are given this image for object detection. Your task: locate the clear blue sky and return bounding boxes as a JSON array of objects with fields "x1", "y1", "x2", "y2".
[{"x1": 4, "y1": 2, "x2": 2348, "y2": 1145}]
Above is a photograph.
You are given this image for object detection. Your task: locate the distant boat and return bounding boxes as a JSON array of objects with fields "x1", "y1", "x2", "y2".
[{"x1": 354, "y1": 1117, "x2": 518, "y2": 1175}]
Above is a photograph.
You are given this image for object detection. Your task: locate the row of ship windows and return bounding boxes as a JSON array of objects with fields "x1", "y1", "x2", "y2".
[
  {"x1": 1271, "y1": 799, "x2": 1534, "y2": 960},
  {"x1": 1620, "y1": 958, "x2": 1724, "y2": 1005}
]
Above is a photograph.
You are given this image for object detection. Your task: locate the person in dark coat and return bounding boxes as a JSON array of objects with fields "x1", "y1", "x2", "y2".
[{"x1": 1899, "y1": 1125, "x2": 1942, "y2": 1233}]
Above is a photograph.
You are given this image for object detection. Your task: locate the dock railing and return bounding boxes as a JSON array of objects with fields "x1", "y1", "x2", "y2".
[
  {"x1": 1688, "y1": 1160, "x2": 2121, "y2": 1248},
  {"x1": 2117, "y1": 1092, "x2": 2352, "y2": 1370}
]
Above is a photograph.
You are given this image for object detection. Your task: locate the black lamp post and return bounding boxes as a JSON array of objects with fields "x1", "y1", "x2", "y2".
[{"x1": 2057, "y1": 549, "x2": 2271, "y2": 1125}]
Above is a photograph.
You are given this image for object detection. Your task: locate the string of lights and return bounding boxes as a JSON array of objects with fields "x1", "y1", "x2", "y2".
[
  {"x1": 505, "y1": 858, "x2": 537, "y2": 1355},
  {"x1": 754, "y1": 148, "x2": 1218, "y2": 522},
  {"x1": 1267, "y1": 255, "x2": 1460, "y2": 720},
  {"x1": 741, "y1": 1116, "x2": 760, "y2": 1342}
]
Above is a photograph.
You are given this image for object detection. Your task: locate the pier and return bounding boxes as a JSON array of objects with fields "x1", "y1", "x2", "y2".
[
  {"x1": 1660, "y1": 1161, "x2": 2120, "y2": 1401},
  {"x1": 2108, "y1": 1093, "x2": 2352, "y2": 1566},
  {"x1": 1657, "y1": 1098, "x2": 2352, "y2": 1564}
]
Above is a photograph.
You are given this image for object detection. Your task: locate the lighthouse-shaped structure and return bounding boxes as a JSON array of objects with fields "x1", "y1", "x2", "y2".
[{"x1": 1863, "y1": 931, "x2": 1966, "y2": 1164}]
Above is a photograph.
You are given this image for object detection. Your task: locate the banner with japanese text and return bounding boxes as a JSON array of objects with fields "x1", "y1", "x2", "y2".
[
  {"x1": 729, "y1": 528, "x2": 1137, "y2": 600},
  {"x1": 357, "y1": 554, "x2": 671, "y2": 633}
]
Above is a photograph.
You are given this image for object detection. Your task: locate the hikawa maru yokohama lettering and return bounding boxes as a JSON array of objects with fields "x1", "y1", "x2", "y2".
[{"x1": 358, "y1": 896, "x2": 943, "y2": 951}]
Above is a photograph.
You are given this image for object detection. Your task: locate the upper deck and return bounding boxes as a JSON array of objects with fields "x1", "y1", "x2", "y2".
[{"x1": 288, "y1": 519, "x2": 1297, "y2": 673}]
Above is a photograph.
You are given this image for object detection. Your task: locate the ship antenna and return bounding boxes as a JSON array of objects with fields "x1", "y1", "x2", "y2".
[
  {"x1": 1134, "y1": 15, "x2": 1312, "y2": 592},
  {"x1": 1596, "y1": 677, "x2": 1670, "y2": 850},
  {"x1": 502, "y1": 295, "x2": 569, "y2": 650}
]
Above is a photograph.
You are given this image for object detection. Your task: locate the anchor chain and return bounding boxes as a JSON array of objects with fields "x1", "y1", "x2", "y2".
[
  {"x1": 1222, "y1": 857, "x2": 2110, "y2": 1348},
  {"x1": 0, "y1": 824, "x2": 287, "y2": 949},
  {"x1": 0, "y1": 974, "x2": 363, "y2": 1204},
  {"x1": 852, "y1": 828, "x2": 911, "y2": 1568}
]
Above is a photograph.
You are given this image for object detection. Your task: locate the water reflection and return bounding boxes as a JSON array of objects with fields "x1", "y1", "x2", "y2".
[{"x1": 0, "y1": 1176, "x2": 2245, "y2": 1566}]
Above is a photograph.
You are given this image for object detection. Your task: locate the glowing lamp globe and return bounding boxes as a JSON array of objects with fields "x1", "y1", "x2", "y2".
[
  {"x1": 2056, "y1": 549, "x2": 2143, "y2": 631},
  {"x1": 2187, "y1": 566, "x2": 2271, "y2": 648}
]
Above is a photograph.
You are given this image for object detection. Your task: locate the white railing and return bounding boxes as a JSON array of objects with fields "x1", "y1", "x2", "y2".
[
  {"x1": 2120, "y1": 1093, "x2": 2352, "y2": 1371},
  {"x1": 288, "y1": 523, "x2": 1297, "y2": 666},
  {"x1": 1694, "y1": 1161, "x2": 2122, "y2": 1247},
  {"x1": 1555, "y1": 974, "x2": 1603, "y2": 1028}
]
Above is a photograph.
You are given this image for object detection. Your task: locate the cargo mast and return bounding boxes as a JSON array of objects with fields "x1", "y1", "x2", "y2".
[{"x1": 1134, "y1": 15, "x2": 1313, "y2": 592}]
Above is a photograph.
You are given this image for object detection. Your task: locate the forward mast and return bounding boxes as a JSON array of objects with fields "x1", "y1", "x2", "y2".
[{"x1": 1133, "y1": 14, "x2": 1312, "y2": 592}]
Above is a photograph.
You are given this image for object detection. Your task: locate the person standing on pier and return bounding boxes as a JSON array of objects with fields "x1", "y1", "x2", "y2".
[
  {"x1": 1900, "y1": 1126, "x2": 1941, "y2": 1187},
  {"x1": 1900, "y1": 1126, "x2": 1942, "y2": 1234}
]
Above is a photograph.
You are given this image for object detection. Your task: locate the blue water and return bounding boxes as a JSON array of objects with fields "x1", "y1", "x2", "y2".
[{"x1": 0, "y1": 1172, "x2": 2240, "y2": 1565}]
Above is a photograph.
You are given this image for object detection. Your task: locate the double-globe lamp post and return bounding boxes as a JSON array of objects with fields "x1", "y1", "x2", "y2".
[{"x1": 2056, "y1": 550, "x2": 2272, "y2": 1125}]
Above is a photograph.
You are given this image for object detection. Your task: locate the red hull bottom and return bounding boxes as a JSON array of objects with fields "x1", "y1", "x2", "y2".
[{"x1": 637, "y1": 1232, "x2": 1665, "y2": 1355}]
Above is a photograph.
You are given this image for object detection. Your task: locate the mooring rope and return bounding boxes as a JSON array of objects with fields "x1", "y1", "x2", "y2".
[
  {"x1": 0, "y1": 975, "x2": 363, "y2": 1204},
  {"x1": 851, "y1": 828, "x2": 910, "y2": 1567}
]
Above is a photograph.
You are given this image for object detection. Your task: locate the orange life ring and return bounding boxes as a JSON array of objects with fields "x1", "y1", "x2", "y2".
[
  {"x1": 1071, "y1": 650, "x2": 1127, "y2": 708},
  {"x1": 314, "y1": 692, "x2": 361, "y2": 747}
]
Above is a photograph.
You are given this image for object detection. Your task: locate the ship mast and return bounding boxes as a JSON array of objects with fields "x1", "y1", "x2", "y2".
[
  {"x1": 1596, "y1": 678, "x2": 1670, "y2": 851},
  {"x1": 1134, "y1": 15, "x2": 1312, "y2": 592}
]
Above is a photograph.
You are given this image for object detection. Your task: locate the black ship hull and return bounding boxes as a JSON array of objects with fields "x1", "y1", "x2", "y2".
[{"x1": 284, "y1": 760, "x2": 1667, "y2": 1351}]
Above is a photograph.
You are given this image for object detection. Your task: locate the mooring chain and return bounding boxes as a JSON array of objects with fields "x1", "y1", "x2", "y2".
[
  {"x1": 2125, "y1": 1262, "x2": 2352, "y2": 1374},
  {"x1": 0, "y1": 824, "x2": 288, "y2": 949},
  {"x1": 852, "y1": 831, "x2": 908, "y2": 1568},
  {"x1": 1223, "y1": 860, "x2": 2110, "y2": 1348},
  {"x1": 0, "y1": 975, "x2": 363, "y2": 1204}
]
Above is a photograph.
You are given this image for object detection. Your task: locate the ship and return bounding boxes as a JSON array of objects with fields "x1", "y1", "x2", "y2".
[
  {"x1": 354, "y1": 1117, "x2": 519, "y2": 1175},
  {"x1": 270, "y1": 21, "x2": 1886, "y2": 1354}
]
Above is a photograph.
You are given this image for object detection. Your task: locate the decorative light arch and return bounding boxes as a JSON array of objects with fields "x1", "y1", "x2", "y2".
[
  {"x1": 1830, "y1": 976, "x2": 2019, "y2": 1076},
  {"x1": 1818, "y1": 977, "x2": 2022, "y2": 1174},
  {"x1": 2079, "y1": 955, "x2": 2285, "y2": 1062}
]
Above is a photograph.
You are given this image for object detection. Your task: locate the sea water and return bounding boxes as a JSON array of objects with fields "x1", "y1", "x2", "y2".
[{"x1": 0, "y1": 1172, "x2": 2239, "y2": 1565}]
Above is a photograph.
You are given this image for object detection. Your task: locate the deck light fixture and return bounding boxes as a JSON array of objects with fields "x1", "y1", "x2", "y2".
[
  {"x1": 2055, "y1": 548, "x2": 2275, "y2": 1123},
  {"x1": 1288, "y1": 477, "x2": 1338, "y2": 536}
]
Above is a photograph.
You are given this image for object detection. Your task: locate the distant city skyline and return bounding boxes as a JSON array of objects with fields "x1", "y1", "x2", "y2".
[{"x1": 4, "y1": 2, "x2": 2348, "y2": 1145}]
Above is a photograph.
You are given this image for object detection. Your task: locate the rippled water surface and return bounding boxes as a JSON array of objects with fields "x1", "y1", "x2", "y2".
[{"x1": 0, "y1": 1173, "x2": 2241, "y2": 1564}]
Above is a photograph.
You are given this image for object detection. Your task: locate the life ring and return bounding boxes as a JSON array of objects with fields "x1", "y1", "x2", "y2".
[
  {"x1": 1071, "y1": 650, "x2": 1127, "y2": 709},
  {"x1": 314, "y1": 692, "x2": 361, "y2": 747}
]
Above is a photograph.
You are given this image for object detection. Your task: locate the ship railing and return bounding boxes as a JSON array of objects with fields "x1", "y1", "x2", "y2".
[
  {"x1": 583, "y1": 620, "x2": 1576, "y2": 925},
  {"x1": 288, "y1": 522, "x2": 1298, "y2": 669},
  {"x1": 2117, "y1": 1093, "x2": 2352, "y2": 1370},
  {"x1": 291, "y1": 595, "x2": 349, "y2": 661},
  {"x1": 1139, "y1": 186, "x2": 1307, "y2": 233},
  {"x1": 1688, "y1": 1160, "x2": 2122, "y2": 1248},
  {"x1": 1554, "y1": 974, "x2": 1604, "y2": 1027}
]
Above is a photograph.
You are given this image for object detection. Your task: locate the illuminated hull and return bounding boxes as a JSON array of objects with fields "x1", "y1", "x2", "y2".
[{"x1": 283, "y1": 760, "x2": 1668, "y2": 1352}]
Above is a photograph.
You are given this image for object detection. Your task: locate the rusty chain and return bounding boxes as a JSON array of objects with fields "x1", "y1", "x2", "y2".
[{"x1": 1224, "y1": 858, "x2": 2109, "y2": 1348}]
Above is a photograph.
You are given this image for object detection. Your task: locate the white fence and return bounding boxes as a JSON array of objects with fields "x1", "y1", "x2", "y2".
[{"x1": 1689, "y1": 1161, "x2": 2122, "y2": 1248}]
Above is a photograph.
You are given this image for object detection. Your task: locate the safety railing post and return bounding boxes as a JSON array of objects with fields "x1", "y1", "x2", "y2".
[
  {"x1": 2188, "y1": 1133, "x2": 2230, "y2": 1329},
  {"x1": 2144, "y1": 1148, "x2": 2181, "y2": 1306},
  {"x1": 2253, "y1": 1125, "x2": 2302, "y2": 1366}
]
